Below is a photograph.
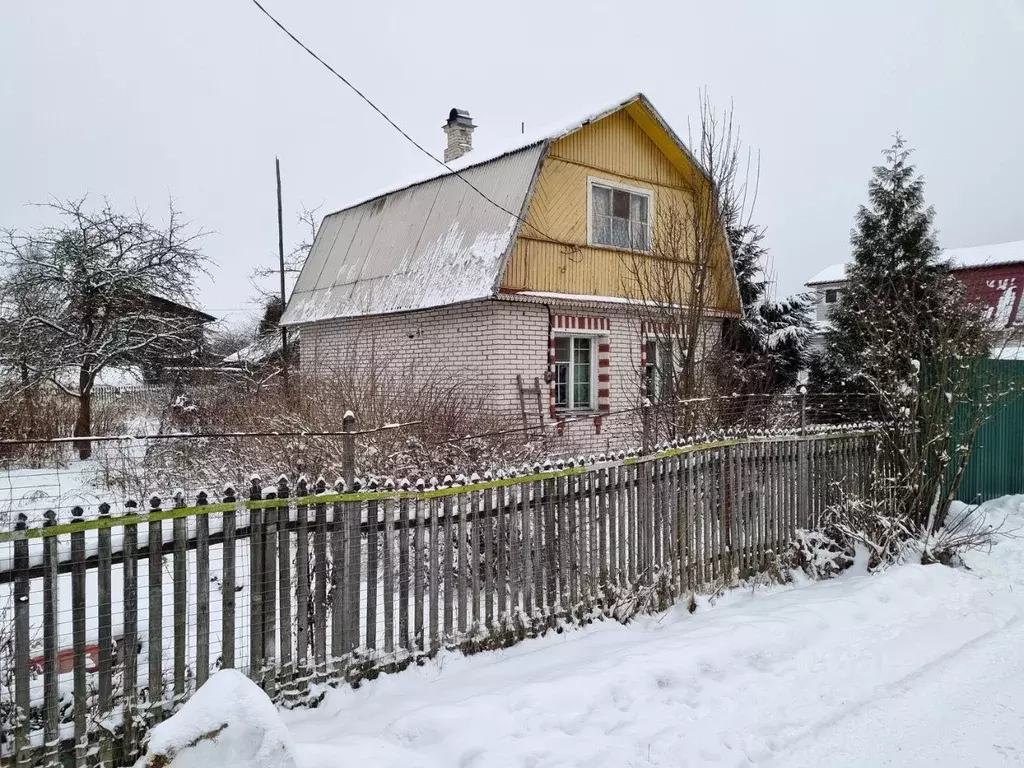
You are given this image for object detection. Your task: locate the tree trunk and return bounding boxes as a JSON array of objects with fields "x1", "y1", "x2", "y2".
[{"x1": 74, "y1": 367, "x2": 93, "y2": 460}]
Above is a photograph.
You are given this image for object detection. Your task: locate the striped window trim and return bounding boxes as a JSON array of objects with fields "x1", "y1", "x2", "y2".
[
  {"x1": 548, "y1": 314, "x2": 611, "y2": 417},
  {"x1": 640, "y1": 320, "x2": 685, "y2": 338}
]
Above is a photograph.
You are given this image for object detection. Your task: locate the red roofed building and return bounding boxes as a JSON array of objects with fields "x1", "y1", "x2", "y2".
[{"x1": 805, "y1": 239, "x2": 1024, "y2": 353}]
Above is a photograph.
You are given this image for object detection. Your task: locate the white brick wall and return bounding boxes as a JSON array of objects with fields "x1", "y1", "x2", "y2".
[{"x1": 298, "y1": 297, "x2": 723, "y2": 451}]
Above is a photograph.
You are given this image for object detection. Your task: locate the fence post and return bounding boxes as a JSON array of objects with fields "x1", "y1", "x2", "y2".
[
  {"x1": 294, "y1": 476, "x2": 310, "y2": 698},
  {"x1": 249, "y1": 476, "x2": 265, "y2": 684},
  {"x1": 195, "y1": 491, "x2": 211, "y2": 689},
  {"x1": 12, "y1": 514, "x2": 30, "y2": 768},
  {"x1": 798, "y1": 386, "x2": 810, "y2": 529},
  {"x1": 342, "y1": 411, "x2": 360, "y2": 659},
  {"x1": 147, "y1": 495, "x2": 165, "y2": 725},
  {"x1": 42, "y1": 509, "x2": 60, "y2": 768},
  {"x1": 96, "y1": 503, "x2": 113, "y2": 768},
  {"x1": 121, "y1": 500, "x2": 141, "y2": 763},
  {"x1": 641, "y1": 403, "x2": 653, "y2": 455},
  {"x1": 800, "y1": 385, "x2": 807, "y2": 436},
  {"x1": 70, "y1": 506, "x2": 88, "y2": 768},
  {"x1": 277, "y1": 474, "x2": 293, "y2": 696},
  {"x1": 172, "y1": 491, "x2": 188, "y2": 708},
  {"x1": 221, "y1": 485, "x2": 237, "y2": 671}
]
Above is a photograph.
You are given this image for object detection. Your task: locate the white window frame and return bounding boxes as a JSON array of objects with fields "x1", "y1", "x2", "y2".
[
  {"x1": 553, "y1": 331, "x2": 600, "y2": 411},
  {"x1": 824, "y1": 288, "x2": 840, "y2": 304},
  {"x1": 587, "y1": 177, "x2": 654, "y2": 253}
]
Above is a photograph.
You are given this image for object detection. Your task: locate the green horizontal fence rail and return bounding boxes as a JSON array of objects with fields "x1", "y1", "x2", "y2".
[{"x1": 0, "y1": 430, "x2": 877, "y2": 767}]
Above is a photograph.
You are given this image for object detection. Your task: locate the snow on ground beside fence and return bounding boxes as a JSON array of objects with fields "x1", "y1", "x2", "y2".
[{"x1": 258, "y1": 495, "x2": 1024, "y2": 768}]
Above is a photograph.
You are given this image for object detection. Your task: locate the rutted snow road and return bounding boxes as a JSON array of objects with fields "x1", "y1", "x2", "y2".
[{"x1": 262, "y1": 498, "x2": 1024, "y2": 766}]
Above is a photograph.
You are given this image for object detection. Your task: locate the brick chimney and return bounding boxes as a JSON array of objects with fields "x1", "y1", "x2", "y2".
[{"x1": 443, "y1": 108, "x2": 475, "y2": 163}]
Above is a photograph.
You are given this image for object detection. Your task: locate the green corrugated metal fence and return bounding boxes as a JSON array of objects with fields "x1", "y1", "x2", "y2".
[{"x1": 956, "y1": 359, "x2": 1024, "y2": 503}]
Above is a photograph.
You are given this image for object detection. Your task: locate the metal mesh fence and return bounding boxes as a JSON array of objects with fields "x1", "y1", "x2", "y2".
[{"x1": 0, "y1": 429, "x2": 879, "y2": 766}]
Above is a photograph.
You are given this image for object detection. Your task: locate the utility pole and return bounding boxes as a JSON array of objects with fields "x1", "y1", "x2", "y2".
[{"x1": 276, "y1": 157, "x2": 290, "y2": 397}]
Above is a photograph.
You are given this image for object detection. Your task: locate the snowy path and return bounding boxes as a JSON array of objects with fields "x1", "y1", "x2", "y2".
[{"x1": 276, "y1": 496, "x2": 1024, "y2": 768}]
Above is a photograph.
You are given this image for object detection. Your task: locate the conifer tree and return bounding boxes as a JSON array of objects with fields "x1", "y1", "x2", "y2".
[
  {"x1": 720, "y1": 218, "x2": 813, "y2": 397},
  {"x1": 817, "y1": 134, "x2": 984, "y2": 393},
  {"x1": 813, "y1": 134, "x2": 990, "y2": 537}
]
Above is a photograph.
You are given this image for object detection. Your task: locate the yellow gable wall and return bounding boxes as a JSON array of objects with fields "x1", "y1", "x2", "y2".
[{"x1": 501, "y1": 106, "x2": 740, "y2": 315}]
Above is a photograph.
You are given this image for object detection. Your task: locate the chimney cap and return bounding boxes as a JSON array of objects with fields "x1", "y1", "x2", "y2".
[{"x1": 446, "y1": 108, "x2": 475, "y2": 127}]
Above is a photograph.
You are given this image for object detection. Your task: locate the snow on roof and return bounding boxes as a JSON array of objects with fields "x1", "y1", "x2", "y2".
[
  {"x1": 281, "y1": 93, "x2": 706, "y2": 325},
  {"x1": 805, "y1": 239, "x2": 1024, "y2": 287},
  {"x1": 805, "y1": 263, "x2": 848, "y2": 286},
  {"x1": 281, "y1": 143, "x2": 543, "y2": 326},
  {"x1": 223, "y1": 334, "x2": 284, "y2": 365},
  {"x1": 944, "y1": 239, "x2": 1024, "y2": 270}
]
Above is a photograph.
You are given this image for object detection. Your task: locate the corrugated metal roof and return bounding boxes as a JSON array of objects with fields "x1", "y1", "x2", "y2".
[
  {"x1": 281, "y1": 92, "x2": 717, "y2": 325},
  {"x1": 281, "y1": 144, "x2": 545, "y2": 325}
]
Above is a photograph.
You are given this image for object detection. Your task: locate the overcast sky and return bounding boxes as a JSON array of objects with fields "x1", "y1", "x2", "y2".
[{"x1": 4, "y1": 1, "x2": 1024, "y2": 327}]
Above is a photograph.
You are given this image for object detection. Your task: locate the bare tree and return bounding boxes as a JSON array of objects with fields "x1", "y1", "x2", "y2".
[
  {"x1": 249, "y1": 204, "x2": 320, "y2": 303},
  {"x1": 0, "y1": 198, "x2": 210, "y2": 458},
  {"x1": 624, "y1": 93, "x2": 746, "y2": 434}
]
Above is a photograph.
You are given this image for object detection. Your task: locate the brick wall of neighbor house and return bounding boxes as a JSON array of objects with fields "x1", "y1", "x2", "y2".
[{"x1": 299, "y1": 297, "x2": 722, "y2": 453}]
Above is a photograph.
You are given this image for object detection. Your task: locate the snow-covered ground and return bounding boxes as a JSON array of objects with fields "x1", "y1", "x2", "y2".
[{"x1": 141, "y1": 495, "x2": 1024, "y2": 768}]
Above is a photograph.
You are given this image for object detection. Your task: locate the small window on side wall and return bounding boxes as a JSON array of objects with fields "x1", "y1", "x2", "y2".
[
  {"x1": 824, "y1": 288, "x2": 840, "y2": 304},
  {"x1": 644, "y1": 338, "x2": 674, "y2": 402},
  {"x1": 590, "y1": 181, "x2": 651, "y2": 252}
]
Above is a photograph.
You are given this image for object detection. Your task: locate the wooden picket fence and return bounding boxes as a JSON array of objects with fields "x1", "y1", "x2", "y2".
[{"x1": 0, "y1": 430, "x2": 877, "y2": 767}]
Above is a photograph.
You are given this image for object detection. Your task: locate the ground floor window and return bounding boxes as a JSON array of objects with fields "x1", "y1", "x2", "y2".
[
  {"x1": 554, "y1": 335, "x2": 596, "y2": 410},
  {"x1": 644, "y1": 337, "x2": 675, "y2": 402}
]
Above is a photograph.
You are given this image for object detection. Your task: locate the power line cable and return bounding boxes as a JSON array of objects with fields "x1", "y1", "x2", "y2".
[{"x1": 247, "y1": 0, "x2": 573, "y2": 249}]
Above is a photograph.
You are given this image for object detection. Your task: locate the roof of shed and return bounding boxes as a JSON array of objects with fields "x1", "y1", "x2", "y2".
[{"x1": 281, "y1": 93, "x2": 707, "y2": 326}]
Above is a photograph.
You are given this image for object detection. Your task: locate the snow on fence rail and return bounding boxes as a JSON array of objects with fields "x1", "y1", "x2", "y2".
[{"x1": 0, "y1": 430, "x2": 878, "y2": 767}]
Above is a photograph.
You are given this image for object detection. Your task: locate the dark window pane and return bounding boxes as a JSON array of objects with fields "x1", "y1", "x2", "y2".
[
  {"x1": 555, "y1": 362, "x2": 569, "y2": 406},
  {"x1": 612, "y1": 189, "x2": 630, "y2": 219},
  {"x1": 555, "y1": 336, "x2": 571, "y2": 363}
]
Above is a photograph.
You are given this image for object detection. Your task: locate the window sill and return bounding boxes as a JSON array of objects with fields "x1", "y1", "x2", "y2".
[{"x1": 586, "y1": 240, "x2": 652, "y2": 256}]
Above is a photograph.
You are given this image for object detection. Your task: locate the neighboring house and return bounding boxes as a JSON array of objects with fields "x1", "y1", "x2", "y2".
[
  {"x1": 139, "y1": 293, "x2": 217, "y2": 383},
  {"x1": 805, "y1": 239, "x2": 1024, "y2": 353},
  {"x1": 281, "y1": 94, "x2": 741, "y2": 436},
  {"x1": 222, "y1": 331, "x2": 299, "y2": 374}
]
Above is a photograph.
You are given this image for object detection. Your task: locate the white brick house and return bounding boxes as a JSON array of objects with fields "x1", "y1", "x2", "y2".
[{"x1": 282, "y1": 95, "x2": 742, "y2": 438}]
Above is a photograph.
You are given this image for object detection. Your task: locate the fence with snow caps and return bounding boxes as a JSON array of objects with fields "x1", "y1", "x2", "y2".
[{"x1": 0, "y1": 425, "x2": 878, "y2": 767}]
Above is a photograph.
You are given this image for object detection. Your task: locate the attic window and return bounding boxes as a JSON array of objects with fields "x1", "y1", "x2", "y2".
[
  {"x1": 824, "y1": 289, "x2": 840, "y2": 304},
  {"x1": 589, "y1": 179, "x2": 651, "y2": 252}
]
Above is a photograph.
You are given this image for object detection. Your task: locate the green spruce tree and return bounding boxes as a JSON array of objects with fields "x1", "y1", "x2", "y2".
[
  {"x1": 817, "y1": 134, "x2": 983, "y2": 392},
  {"x1": 720, "y1": 217, "x2": 814, "y2": 398},
  {"x1": 814, "y1": 134, "x2": 989, "y2": 534}
]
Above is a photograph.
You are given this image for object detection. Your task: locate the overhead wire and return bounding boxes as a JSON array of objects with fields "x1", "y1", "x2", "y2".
[{"x1": 246, "y1": 0, "x2": 578, "y2": 252}]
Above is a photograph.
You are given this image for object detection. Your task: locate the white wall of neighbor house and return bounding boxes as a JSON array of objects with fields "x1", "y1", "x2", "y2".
[{"x1": 811, "y1": 281, "x2": 846, "y2": 323}]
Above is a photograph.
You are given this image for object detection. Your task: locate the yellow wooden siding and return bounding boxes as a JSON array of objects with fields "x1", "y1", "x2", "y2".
[{"x1": 502, "y1": 105, "x2": 740, "y2": 314}]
